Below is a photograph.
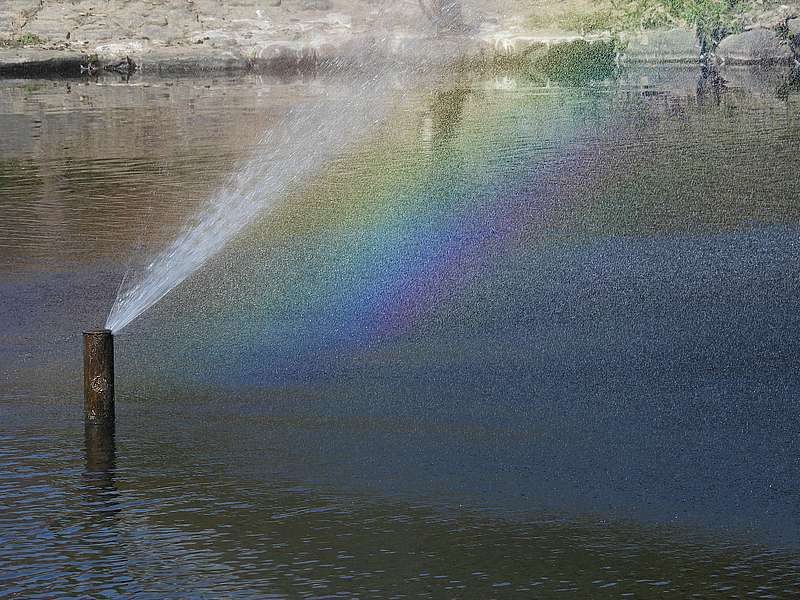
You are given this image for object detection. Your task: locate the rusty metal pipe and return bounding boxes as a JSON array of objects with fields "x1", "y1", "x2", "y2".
[{"x1": 83, "y1": 329, "x2": 114, "y2": 424}]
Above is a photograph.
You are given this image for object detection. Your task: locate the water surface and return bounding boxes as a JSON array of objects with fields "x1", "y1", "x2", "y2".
[{"x1": 2, "y1": 67, "x2": 800, "y2": 597}]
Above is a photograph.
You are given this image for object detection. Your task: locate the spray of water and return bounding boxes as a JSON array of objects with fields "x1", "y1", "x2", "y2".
[{"x1": 106, "y1": 54, "x2": 447, "y2": 333}]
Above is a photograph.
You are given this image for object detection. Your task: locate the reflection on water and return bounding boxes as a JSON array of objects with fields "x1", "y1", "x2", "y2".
[
  {"x1": 2, "y1": 68, "x2": 800, "y2": 596},
  {"x1": 84, "y1": 423, "x2": 117, "y2": 495},
  {"x1": 0, "y1": 76, "x2": 300, "y2": 271},
  {"x1": 1, "y1": 428, "x2": 799, "y2": 597}
]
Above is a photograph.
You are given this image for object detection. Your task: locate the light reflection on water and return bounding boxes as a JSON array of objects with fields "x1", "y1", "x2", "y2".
[
  {"x1": 2, "y1": 427, "x2": 799, "y2": 598},
  {"x1": 2, "y1": 69, "x2": 800, "y2": 596}
]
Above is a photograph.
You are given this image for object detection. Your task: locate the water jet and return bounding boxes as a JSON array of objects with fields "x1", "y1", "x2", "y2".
[{"x1": 83, "y1": 329, "x2": 114, "y2": 425}]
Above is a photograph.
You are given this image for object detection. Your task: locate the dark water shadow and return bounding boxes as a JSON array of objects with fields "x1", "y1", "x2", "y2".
[
  {"x1": 82, "y1": 423, "x2": 120, "y2": 519},
  {"x1": 697, "y1": 64, "x2": 727, "y2": 105}
]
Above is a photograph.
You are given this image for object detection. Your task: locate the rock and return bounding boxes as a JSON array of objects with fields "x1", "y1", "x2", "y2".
[
  {"x1": 719, "y1": 65, "x2": 796, "y2": 96},
  {"x1": 268, "y1": 0, "x2": 282, "y2": 6},
  {"x1": 716, "y1": 28, "x2": 793, "y2": 65},
  {"x1": 138, "y1": 47, "x2": 250, "y2": 74},
  {"x1": 79, "y1": 28, "x2": 117, "y2": 43},
  {"x1": 210, "y1": 36, "x2": 238, "y2": 49},
  {"x1": 621, "y1": 28, "x2": 699, "y2": 63},
  {"x1": 616, "y1": 65, "x2": 700, "y2": 96},
  {"x1": 104, "y1": 55, "x2": 136, "y2": 75},
  {"x1": 303, "y1": 0, "x2": 333, "y2": 11},
  {"x1": 189, "y1": 29, "x2": 238, "y2": 48},
  {"x1": 742, "y1": 5, "x2": 799, "y2": 31},
  {"x1": 141, "y1": 26, "x2": 165, "y2": 41},
  {"x1": 251, "y1": 41, "x2": 312, "y2": 72},
  {"x1": 94, "y1": 40, "x2": 146, "y2": 59},
  {"x1": 789, "y1": 18, "x2": 800, "y2": 39}
]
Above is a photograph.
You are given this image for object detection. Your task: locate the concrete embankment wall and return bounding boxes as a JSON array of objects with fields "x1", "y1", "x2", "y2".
[{"x1": 1, "y1": 0, "x2": 798, "y2": 76}]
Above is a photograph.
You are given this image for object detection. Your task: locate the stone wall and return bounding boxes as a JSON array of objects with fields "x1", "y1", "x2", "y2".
[{"x1": 1, "y1": 1, "x2": 798, "y2": 74}]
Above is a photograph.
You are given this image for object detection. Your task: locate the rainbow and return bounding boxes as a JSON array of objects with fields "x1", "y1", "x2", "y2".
[{"x1": 155, "y1": 84, "x2": 622, "y2": 383}]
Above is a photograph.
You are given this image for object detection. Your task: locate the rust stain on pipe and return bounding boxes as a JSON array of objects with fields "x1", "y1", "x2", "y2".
[{"x1": 83, "y1": 329, "x2": 114, "y2": 424}]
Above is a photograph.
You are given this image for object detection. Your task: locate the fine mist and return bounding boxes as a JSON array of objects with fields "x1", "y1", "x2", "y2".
[{"x1": 106, "y1": 43, "x2": 464, "y2": 333}]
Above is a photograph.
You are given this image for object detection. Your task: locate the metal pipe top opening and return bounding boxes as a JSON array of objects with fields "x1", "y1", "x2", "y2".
[{"x1": 84, "y1": 329, "x2": 113, "y2": 336}]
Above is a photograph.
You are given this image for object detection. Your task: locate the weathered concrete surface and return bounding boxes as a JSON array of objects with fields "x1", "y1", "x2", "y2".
[
  {"x1": 619, "y1": 28, "x2": 699, "y2": 63},
  {"x1": 1, "y1": 1, "x2": 799, "y2": 76},
  {"x1": 0, "y1": 1, "x2": 42, "y2": 35},
  {"x1": 0, "y1": 0, "x2": 459, "y2": 48},
  {"x1": 717, "y1": 27, "x2": 794, "y2": 65},
  {"x1": 0, "y1": 1, "x2": 600, "y2": 76}
]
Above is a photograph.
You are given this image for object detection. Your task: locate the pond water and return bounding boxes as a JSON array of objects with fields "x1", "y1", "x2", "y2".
[{"x1": 2, "y1": 67, "x2": 800, "y2": 597}]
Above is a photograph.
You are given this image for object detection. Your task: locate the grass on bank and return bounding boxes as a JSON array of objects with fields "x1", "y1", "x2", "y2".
[
  {"x1": 0, "y1": 33, "x2": 46, "y2": 49},
  {"x1": 525, "y1": 0, "x2": 755, "y2": 35}
]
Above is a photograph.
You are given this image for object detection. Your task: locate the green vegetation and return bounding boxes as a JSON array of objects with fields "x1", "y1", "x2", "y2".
[
  {"x1": 620, "y1": 0, "x2": 747, "y2": 36},
  {"x1": 461, "y1": 39, "x2": 621, "y2": 84},
  {"x1": 536, "y1": 38, "x2": 620, "y2": 81},
  {"x1": 558, "y1": 8, "x2": 622, "y2": 33},
  {"x1": 21, "y1": 83, "x2": 45, "y2": 94},
  {"x1": 525, "y1": 7, "x2": 621, "y2": 34},
  {"x1": 0, "y1": 33, "x2": 46, "y2": 48},
  {"x1": 526, "y1": 0, "x2": 754, "y2": 35}
]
